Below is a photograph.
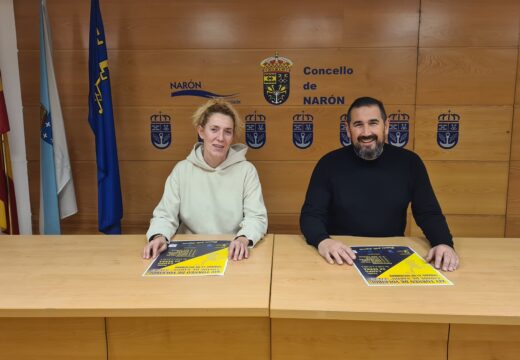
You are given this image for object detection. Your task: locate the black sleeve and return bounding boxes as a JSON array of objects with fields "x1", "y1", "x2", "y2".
[
  {"x1": 300, "y1": 158, "x2": 332, "y2": 248},
  {"x1": 410, "y1": 155, "x2": 454, "y2": 248}
]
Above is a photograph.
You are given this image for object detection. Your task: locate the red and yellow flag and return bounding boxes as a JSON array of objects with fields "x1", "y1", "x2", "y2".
[{"x1": 0, "y1": 72, "x2": 19, "y2": 234}]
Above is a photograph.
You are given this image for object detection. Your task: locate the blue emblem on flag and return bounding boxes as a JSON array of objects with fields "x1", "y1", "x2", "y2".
[
  {"x1": 388, "y1": 111, "x2": 409, "y2": 148},
  {"x1": 437, "y1": 110, "x2": 460, "y2": 149},
  {"x1": 260, "y1": 53, "x2": 293, "y2": 105},
  {"x1": 40, "y1": 112, "x2": 54, "y2": 145},
  {"x1": 150, "y1": 112, "x2": 172, "y2": 149},
  {"x1": 245, "y1": 111, "x2": 266, "y2": 149},
  {"x1": 292, "y1": 111, "x2": 313, "y2": 149},
  {"x1": 339, "y1": 113, "x2": 351, "y2": 147}
]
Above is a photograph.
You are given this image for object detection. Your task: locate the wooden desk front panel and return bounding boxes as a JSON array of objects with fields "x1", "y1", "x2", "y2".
[
  {"x1": 449, "y1": 324, "x2": 520, "y2": 360},
  {"x1": 0, "y1": 318, "x2": 106, "y2": 360},
  {"x1": 272, "y1": 319, "x2": 448, "y2": 360},
  {"x1": 107, "y1": 317, "x2": 270, "y2": 360}
]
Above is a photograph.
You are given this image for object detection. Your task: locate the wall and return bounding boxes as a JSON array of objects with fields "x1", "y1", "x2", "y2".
[{"x1": 13, "y1": 0, "x2": 520, "y2": 236}]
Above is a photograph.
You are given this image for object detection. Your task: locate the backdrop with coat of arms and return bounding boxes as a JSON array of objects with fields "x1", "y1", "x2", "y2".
[{"x1": 13, "y1": 0, "x2": 520, "y2": 238}]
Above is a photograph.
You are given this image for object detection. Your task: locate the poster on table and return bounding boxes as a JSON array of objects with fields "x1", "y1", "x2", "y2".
[
  {"x1": 143, "y1": 240, "x2": 230, "y2": 277},
  {"x1": 352, "y1": 245, "x2": 453, "y2": 286}
]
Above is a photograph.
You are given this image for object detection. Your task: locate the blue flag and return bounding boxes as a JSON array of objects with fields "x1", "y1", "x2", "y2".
[
  {"x1": 88, "y1": 0, "x2": 123, "y2": 234},
  {"x1": 40, "y1": 0, "x2": 78, "y2": 235}
]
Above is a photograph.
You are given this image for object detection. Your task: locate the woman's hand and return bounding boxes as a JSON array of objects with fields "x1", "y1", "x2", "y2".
[
  {"x1": 228, "y1": 236, "x2": 250, "y2": 261},
  {"x1": 142, "y1": 237, "x2": 168, "y2": 259}
]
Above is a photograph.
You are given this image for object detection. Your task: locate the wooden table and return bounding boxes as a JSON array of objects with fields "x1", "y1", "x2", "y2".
[
  {"x1": 0, "y1": 234, "x2": 273, "y2": 360},
  {"x1": 270, "y1": 235, "x2": 520, "y2": 360}
]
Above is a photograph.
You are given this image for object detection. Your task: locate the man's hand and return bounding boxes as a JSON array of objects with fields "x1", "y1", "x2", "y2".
[
  {"x1": 229, "y1": 236, "x2": 250, "y2": 261},
  {"x1": 317, "y1": 238, "x2": 356, "y2": 265},
  {"x1": 142, "y1": 237, "x2": 168, "y2": 259},
  {"x1": 426, "y1": 244, "x2": 459, "y2": 272}
]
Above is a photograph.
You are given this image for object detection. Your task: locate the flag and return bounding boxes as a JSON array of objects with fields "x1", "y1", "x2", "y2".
[
  {"x1": 88, "y1": 0, "x2": 123, "y2": 234},
  {"x1": 0, "y1": 72, "x2": 19, "y2": 235},
  {"x1": 40, "y1": 0, "x2": 78, "y2": 234}
]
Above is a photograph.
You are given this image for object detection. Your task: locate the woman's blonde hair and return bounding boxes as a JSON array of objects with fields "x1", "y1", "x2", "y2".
[{"x1": 192, "y1": 99, "x2": 243, "y2": 135}]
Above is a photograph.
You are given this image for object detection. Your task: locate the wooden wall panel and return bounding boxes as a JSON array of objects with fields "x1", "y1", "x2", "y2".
[
  {"x1": 506, "y1": 90, "x2": 520, "y2": 234},
  {"x1": 517, "y1": 49, "x2": 520, "y2": 104},
  {"x1": 28, "y1": 161, "x2": 169, "y2": 219},
  {"x1": 28, "y1": 160, "x2": 314, "y2": 233},
  {"x1": 24, "y1": 106, "x2": 95, "y2": 162},
  {"x1": 24, "y1": 105, "x2": 414, "y2": 162},
  {"x1": 15, "y1": 0, "x2": 345, "y2": 50},
  {"x1": 341, "y1": 0, "x2": 419, "y2": 47},
  {"x1": 58, "y1": 212, "x2": 149, "y2": 235},
  {"x1": 416, "y1": 48, "x2": 518, "y2": 105},
  {"x1": 256, "y1": 162, "x2": 315, "y2": 214},
  {"x1": 449, "y1": 324, "x2": 520, "y2": 360},
  {"x1": 24, "y1": 106, "x2": 193, "y2": 162},
  {"x1": 414, "y1": 106, "x2": 513, "y2": 161},
  {"x1": 0, "y1": 318, "x2": 106, "y2": 360},
  {"x1": 507, "y1": 161, "x2": 520, "y2": 216},
  {"x1": 419, "y1": 0, "x2": 520, "y2": 47},
  {"x1": 410, "y1": 215, "x2": 505, "y2": 238},
  {"x1": 18, "y1": 50, "x2": 88, "y2": 107},
  {"x1": 28, "y1": 162, "x2": 99, "y2": 234},
  {"x1": 508, "y1": 107, "x2": 520, "y2": 161},
  {"x1": 18, "y1": 48, "x2": 417, "y2": 107},
  {"x1": 14, "y1": 0, "x2": 520, "y2": 236},
  {"x1": 108, "y1": 317, "x2": 270, "y2": 360},
  {"x1": 425, "y1": 161, "x2": 509, "y2": 215},
  {"x1": 37, "y1": 207, "x2": 303, "y2": 235},
  {"x1": 27, "y1": 146, "x2": 511, "y2": 233},
  {"x1": 15, "y1": 0, "x2": 420, "y2": 50},
  {"x1": 269, "y1": 214, "x2": 301, "y2": 234}
]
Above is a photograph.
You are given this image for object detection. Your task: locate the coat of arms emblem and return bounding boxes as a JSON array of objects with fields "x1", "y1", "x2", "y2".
[
  {"x1": 339, "y1": 113, "x2": 351, "y2": 146},
  {"x1": 150, "y1": 112, "x2": 172, "y2": 149},
  {"x1": 293, "y1": 111, "x2": 313, "y2": 149},
  {"x1": 388, "y1": 111, "x2": 409, "y2": 148},
  {"x1": 245, "y1": 111, "x2": 266, "y2": 149},
  {"x1": 437, "y1": 110, "x2": 460, "y2": 149},
  {"x1": 260, "y1": 53, "x2": 293, "y2": 105}
]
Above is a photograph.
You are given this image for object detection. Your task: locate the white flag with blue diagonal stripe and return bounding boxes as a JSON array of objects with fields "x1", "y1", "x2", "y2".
[{"x1": 39, "y1": 0, "x2": 77, "y2": 234}]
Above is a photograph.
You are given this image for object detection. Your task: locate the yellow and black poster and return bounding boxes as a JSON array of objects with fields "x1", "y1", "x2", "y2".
[
  {"x1": 143, "y1": 240, "x2": 230, "y2": 277},
  {"x1": 351, "y1": 246, "x2": 453, "y2": 286}
]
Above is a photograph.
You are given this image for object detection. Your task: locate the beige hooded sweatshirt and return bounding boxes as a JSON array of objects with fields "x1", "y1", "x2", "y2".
[{"x1": 146, "y1": 143, "x2": 268, "y2": 245}]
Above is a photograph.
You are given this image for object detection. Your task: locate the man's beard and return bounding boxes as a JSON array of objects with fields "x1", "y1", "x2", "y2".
[{"x1": 352, "y1": 135, "x2": 384, "y2": 160}]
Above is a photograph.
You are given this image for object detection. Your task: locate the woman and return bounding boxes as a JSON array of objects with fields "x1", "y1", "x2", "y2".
[{"x1": 142, "y1": 99, "x2": 268, "y2": 261}]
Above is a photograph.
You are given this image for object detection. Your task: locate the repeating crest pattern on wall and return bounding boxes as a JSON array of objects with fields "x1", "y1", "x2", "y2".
[
  {"x1": 388, "y1": 111, "x2": 409, "y2": 148},
  {"x1": 437, "y1": 110, "x2": 460, "y2": 150},
  {"x1": 339, "y1": 113, "x2": 351, "y2": 147},
  {"x1": 245, "y1": 111, "x2": 267, "y2": 149},
  {"x1": 150, "y1": 112, "x2": 172, "y2": 149},
  {"x1": 292, "y1": 111, "x2": 313, "y2": 149}
]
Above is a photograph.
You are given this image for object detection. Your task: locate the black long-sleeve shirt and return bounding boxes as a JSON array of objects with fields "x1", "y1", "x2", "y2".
[{"x1": 300, "y1": 144, "x2": 453, "y2": 248}]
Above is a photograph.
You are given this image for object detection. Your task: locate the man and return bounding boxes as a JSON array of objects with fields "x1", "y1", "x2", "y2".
[{"x1": 300, "y1": 96, "x2": 459, "y2": 271}]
